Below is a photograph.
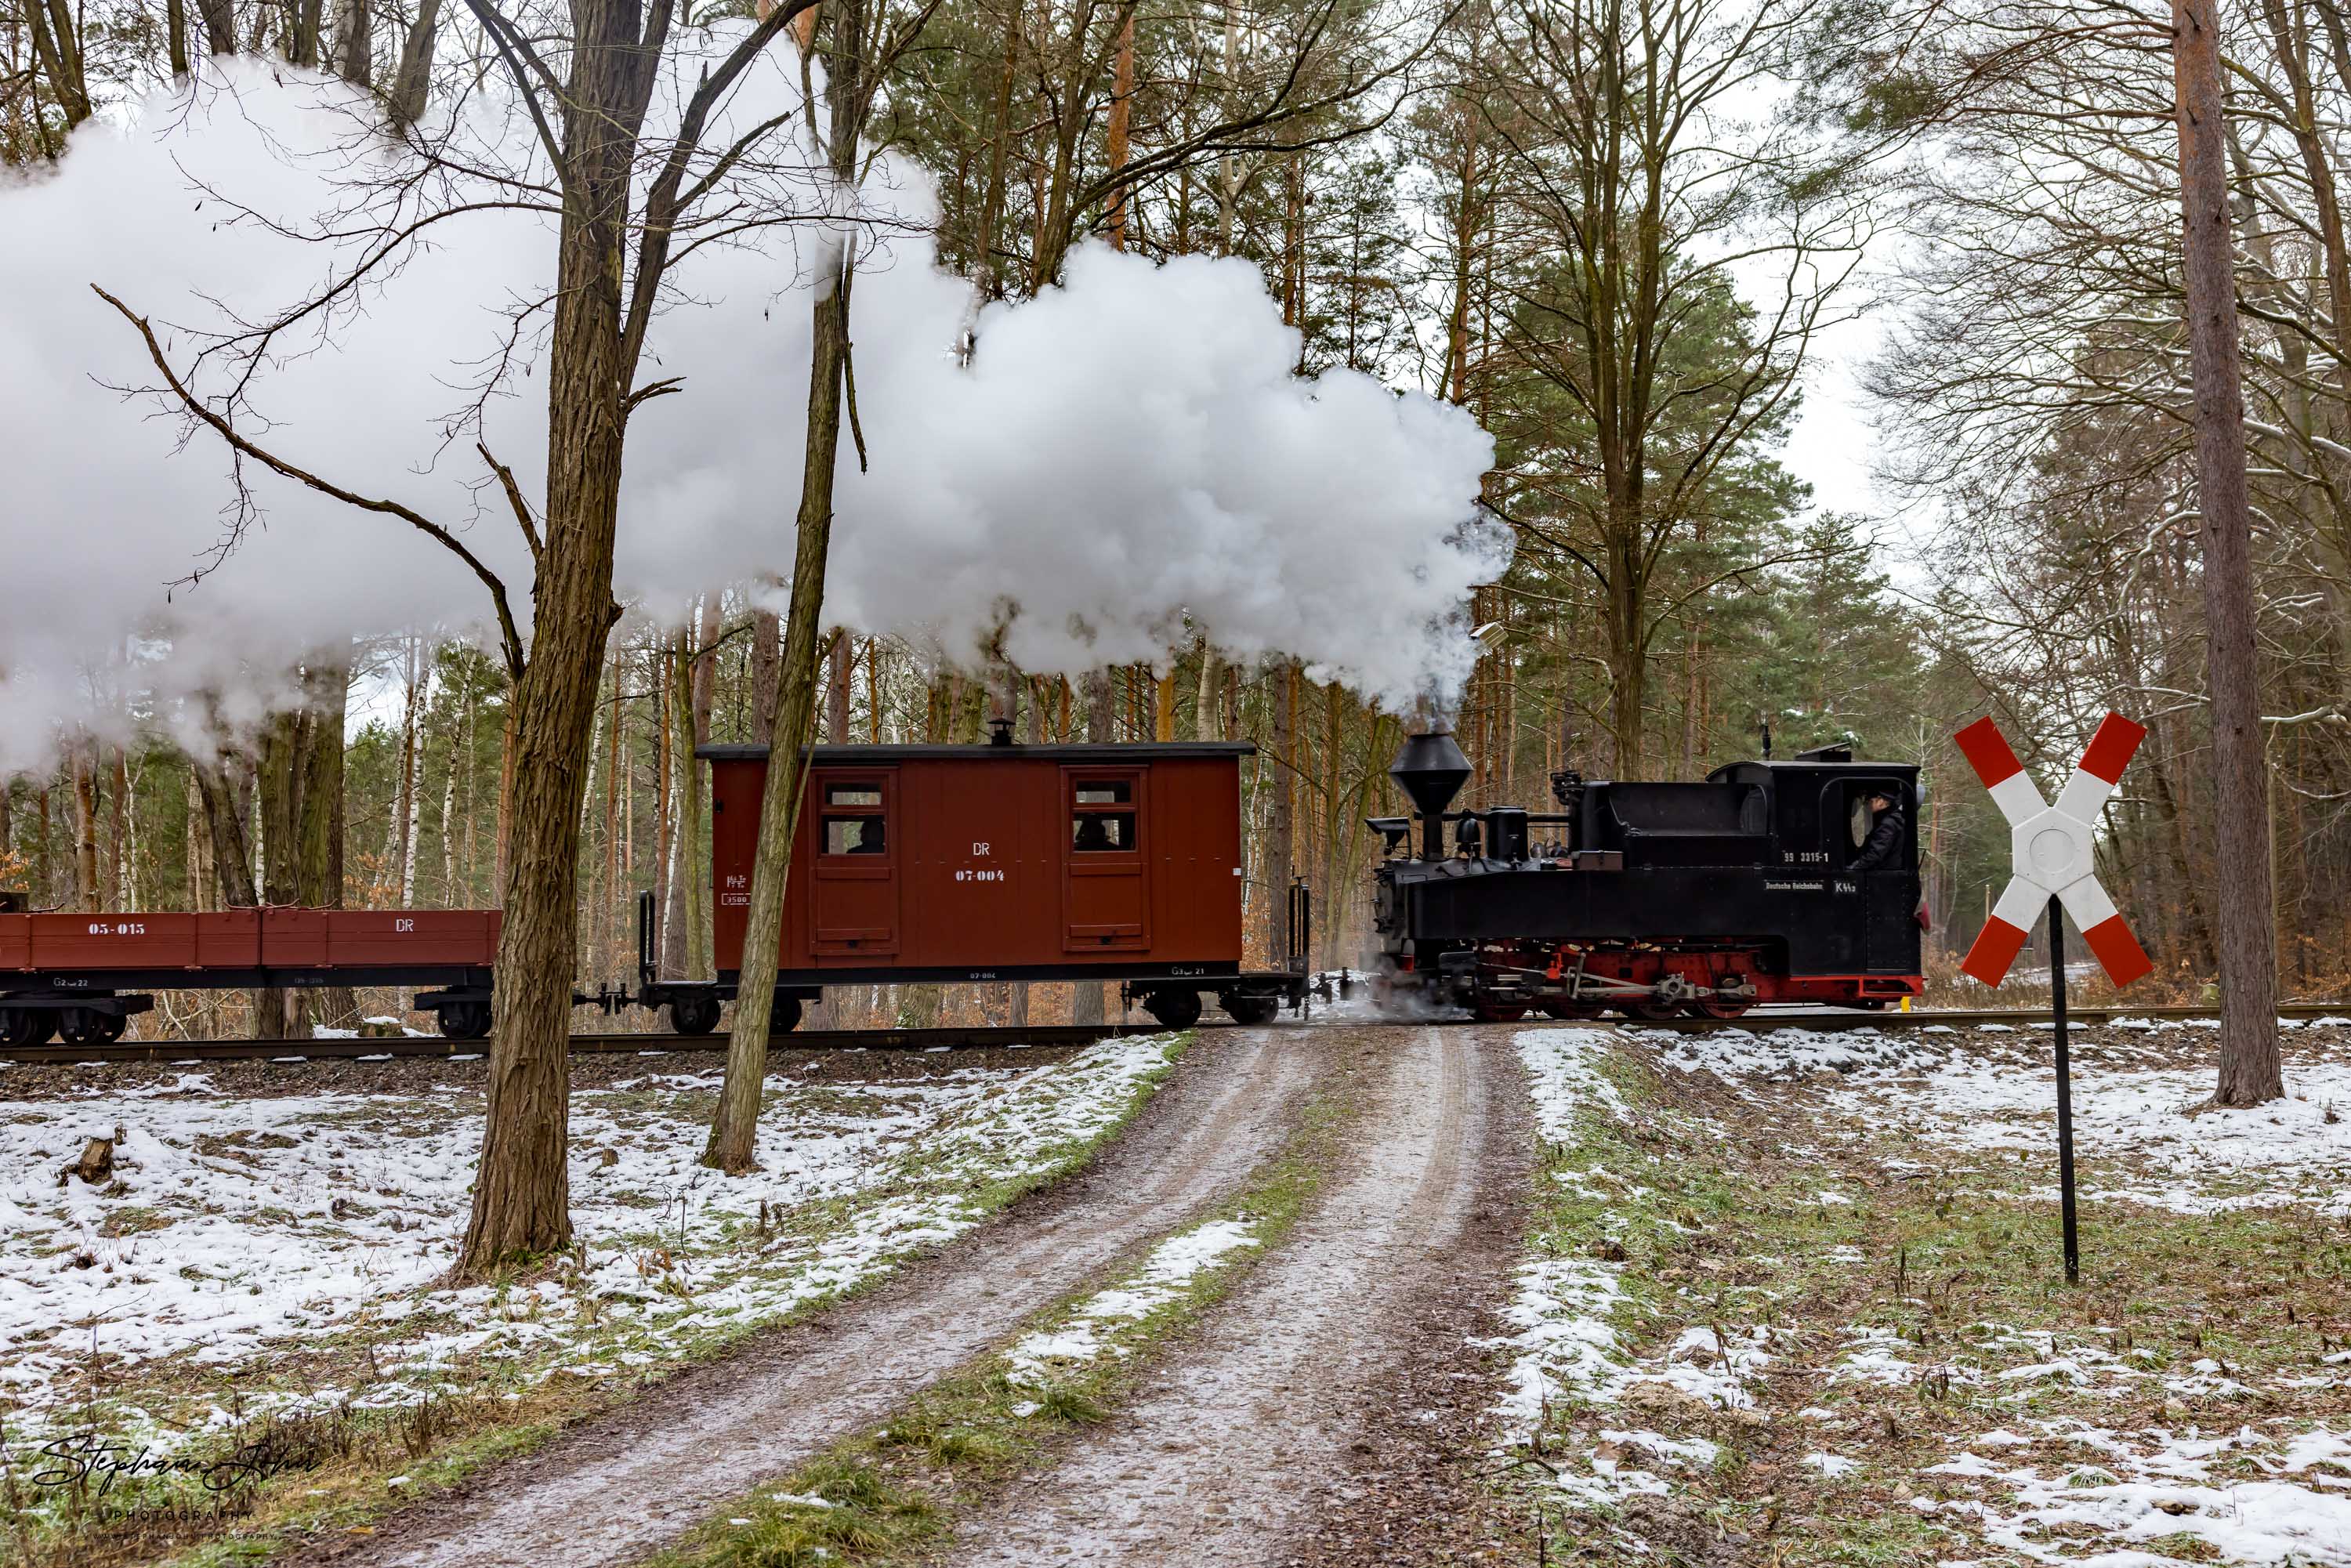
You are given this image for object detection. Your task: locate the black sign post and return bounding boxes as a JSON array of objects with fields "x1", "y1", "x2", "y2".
[{"x1": 2046, "y1": 893, "x2": 2081, "y2": 1284}]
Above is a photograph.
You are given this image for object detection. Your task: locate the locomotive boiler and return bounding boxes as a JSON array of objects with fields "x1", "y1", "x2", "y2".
[{"x1": 1368, "y1": 732, "x2": 1925, "y2": 1021}]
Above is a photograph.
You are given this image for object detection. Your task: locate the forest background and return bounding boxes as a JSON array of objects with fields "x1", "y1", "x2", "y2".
[{"x1": 3, "y1": 0, "x2": 2348, "y2": 1034}]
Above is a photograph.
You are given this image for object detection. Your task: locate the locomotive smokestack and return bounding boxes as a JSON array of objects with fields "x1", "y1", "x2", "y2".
[{"x1": 1389, "y1": 731, "x2": 1472, "y2": 859}]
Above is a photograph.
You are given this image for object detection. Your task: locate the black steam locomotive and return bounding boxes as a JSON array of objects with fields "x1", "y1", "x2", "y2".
[{"x1": 1368, "y1": 732, "x2": 1923, "y2": 1021}]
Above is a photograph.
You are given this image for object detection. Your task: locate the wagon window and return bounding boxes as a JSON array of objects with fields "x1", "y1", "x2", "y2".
[
  {"x1": 824, "y1": 816, "x2": 886, "y2": 856},
  {"x1": 826, "y1": 786, "x2": 882, "y2": 808},
  {"x1": 1071, "y1": 778, "x2": 1136, "y2": 853}
]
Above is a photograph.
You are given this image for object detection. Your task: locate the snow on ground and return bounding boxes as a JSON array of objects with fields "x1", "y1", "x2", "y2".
[
  {"x1": 1643, "y1": 1023, "x2": 2351, "y2": 1215},
  {"x1": 1003, "y1": 1215, "x2": 1260, "y2": 1384},
  {"x1": 0, "y1": 1035, "x2": 1181, "y2": 1454},
  {"x1": 1490, "y1": 1030, "x2": 1779, "y2": 1505},
  {"x1": 1923, "y1": 1422, "x2": 2351, "y2": 1565}
]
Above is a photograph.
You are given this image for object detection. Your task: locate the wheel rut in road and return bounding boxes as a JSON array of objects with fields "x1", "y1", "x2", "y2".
[
  {"x1": 947, "y1": 1024, "x2": 1527, "y2": 1568},
  {"x1": 294, "y1": 1030, "x2": 1333, "y2": 1568}
]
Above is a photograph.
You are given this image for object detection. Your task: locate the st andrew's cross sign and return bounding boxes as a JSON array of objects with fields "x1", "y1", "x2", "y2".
[{"x1": 1951, "y1": 712, "x2": 2154, "y2": 1283}]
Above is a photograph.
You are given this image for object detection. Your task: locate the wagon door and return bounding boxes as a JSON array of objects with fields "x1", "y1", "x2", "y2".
[
  {"x1": 812, "y1": 772, "x2": 900, "y2": 958},
  {"x1": 1061, "y1": 767, "x2": 1149, "y2": 952}
]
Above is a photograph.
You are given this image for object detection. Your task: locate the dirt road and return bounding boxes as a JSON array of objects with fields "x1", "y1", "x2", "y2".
[
  {"x1": 946, "y1": 1025, "x2": 1528, "y2": 1568},
  {"x1": 296, "y1": 1030, "x2": 1335, "y2": 1568}
]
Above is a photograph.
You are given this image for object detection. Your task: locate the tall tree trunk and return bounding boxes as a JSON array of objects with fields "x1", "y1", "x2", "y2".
[
  {"x1": 289, "y1": 0, "x2": 323, "y2": 66},
  {"x1": 388, "y1": 0, "x2": 440, "y2": 126},
  {"x1": 2174, "y1": 0, "x2": 2282, "y2": 1105},
  {"x1": 27, "y1": 0, "x2": 91, "y2": 128},
  {"x1": 1071, "y1": 671, "x2": 1115, "y2": 1024},
  {"x1": 752, "y1": 609, "x2": 782, "y2": 741},
  {"x1": 1104, "y1": 9, "x2": 1135, "y2": 249},
  {"x1": 706, "y1": 0, "x2": 867, "y2": 1171},
  {"x1": 194, "y1": 0, "x2": 235, "y2": 56},
  {"x1": 827, "y1": 631, "x2": 852, "y2": 741},
  {"x1": 167, "y1": 0, "x2": 193, "y2": 78},
  {"x1": 71, "y1": 744, "x2": 99, "y2": 913},
  {"x1": 972, "y1": 0, "x2": 1024, "y2": 300},
  {"x1": 1265, "y1": 664, "x2": 1296, "y2": 964},
  {"x1": 459, "y1": 0, "x2": 651, "y2": 1273},
  {"x1": 301, "y1": 662, "x2": 356, "y2": 1028},
  {"x1": 672, "y1": 628, "x2": 711, "y2": 980},
  {"x1": 332, "y1": 0, "x2": 371, "y2": 87},
  {"x1": 255, "y1": 708, "x2": 304, "y2": 1038}
]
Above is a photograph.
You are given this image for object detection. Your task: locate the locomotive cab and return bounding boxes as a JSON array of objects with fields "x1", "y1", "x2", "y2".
[{"x1": 1369, "y1": 733, "x2": 1924, "y2": 1022}]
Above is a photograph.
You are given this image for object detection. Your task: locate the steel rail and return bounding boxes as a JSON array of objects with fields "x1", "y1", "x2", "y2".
[
  {"x1": 0, "y1": 1022, "x2": 1172, "y2": 1067},
  {"x1": 5, "y1": 1002, "x2": 2348, "y2": 1066}
]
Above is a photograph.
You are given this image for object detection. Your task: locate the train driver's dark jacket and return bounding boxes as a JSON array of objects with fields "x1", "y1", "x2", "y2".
[{"x1": 1849, "y1": 801, "x2": 1906, "y2": 873}]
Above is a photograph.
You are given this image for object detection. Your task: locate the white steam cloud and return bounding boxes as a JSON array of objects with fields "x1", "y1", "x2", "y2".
[{"x1": 0, "y1": 53, "x2": 1502, "y2": 776}]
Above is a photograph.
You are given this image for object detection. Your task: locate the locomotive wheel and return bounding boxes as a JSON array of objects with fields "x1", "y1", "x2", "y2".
[
  {"x1": 1143, "y1": 987, "x2": 1203, "y2": 1030},
  {"x1": 2, "y1": 1009, "x2": 57, "y2": 1048},
  {"x1": 1621, "y1": 1001, "x2": 1681, "y2": 1022},
  {"x1": 1537, "y1": 998, "x2": 1604, "y2": 1021},
  {"x1": 1693, "y1": 1000, "x2": 1753, "y2": 1019},
  {"x1": 1470, "y1": 999, "x2": 1530, "y2": 1023},
  {"x1": 438, "y1": 1001, "x2": 494, "y2": 1041},
  {"x1": 1221, "y1": 992, "x2": 1280, "y2": 1026},
  {"x1": 668, "y1": 996, "x2": 723, "y2": 1037}
]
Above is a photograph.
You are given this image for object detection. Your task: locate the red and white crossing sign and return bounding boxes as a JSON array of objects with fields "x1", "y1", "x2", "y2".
[{"x1": 1954, "y1": 712, "x2": 2154, "y2": 989}]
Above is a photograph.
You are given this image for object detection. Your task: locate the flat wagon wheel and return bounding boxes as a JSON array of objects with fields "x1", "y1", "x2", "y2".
[
  {"x1": 668, "y1": 996, "x2": 723, "y2": 1037},
  {"x1": 438, "y1": 1001, "x2": 494, "y2": 1041},
  {"x1": 2, "y1": 1009, "x2": 58, "y2": 1048},
  {"x1": 1220, "y1": 992, "x2": 1280, "y2": 1026},
  {"x1": 770, "y1": 996, "x2": 802, "y2": 1035},
  {"x1": 1142, "y1": 987, "x2": 1202, "y2": 1030},
  {"x1": 57, "y1": 1009, "x2": 125, "y2": 1047}
]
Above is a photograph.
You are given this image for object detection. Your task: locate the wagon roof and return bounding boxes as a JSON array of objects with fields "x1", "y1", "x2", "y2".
[{"x1": 696, "y1": 742, "x2": 1259, "y2": 762}]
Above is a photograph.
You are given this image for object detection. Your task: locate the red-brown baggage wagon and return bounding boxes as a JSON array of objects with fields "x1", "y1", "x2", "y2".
[{"x1": 633, "y1": 734, "x2": 1309, "y2": 1034}]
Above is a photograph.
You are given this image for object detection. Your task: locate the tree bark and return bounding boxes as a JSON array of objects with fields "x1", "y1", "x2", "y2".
[
  {"x1": 194, "y1": 0, "x2": 235, "y2": 56},
  {"x1": 70, "y1": 744, "x2": 99, "y2": 913},
  {"x1": 1104, "y1": 9, "x2": 1135, "y2": 249},
  {"x1": 301, "y1": 661, "x2": 356, "y2": 1028},
  {"x1": 459, "y1": 0, "x2": 661, "y2": 1272},
  {"x1": 1265, "y1": 664, "x2": 1296, "y2": 964},
  {"x1": 706, "y1": 0, "x2": 867, "y2": 1171},
  {"x1": 27, "y1": 0, "x2": 91, "y2": 128},
  {"x1": 752, "y1": 609, "x2": 782, "y2": 742},
  {"x1": 2173, "y1": 0, "x2": 2282, "y2": 1106},
  {"x1": 290, "y1": 0, "x2": 324, "y2": 66},
  {"x1": 167, "y1": 0, "x2": 193, "y2": 78},
  {"x1": 388, "y1": 0, "x2": 441, "y2": 125},
  {"x1": 332, "y1": 0, "x2": 371, "y2": 87},
  {"x1": 255, "y1": 708, "x2": 304, "y2": 1038}
]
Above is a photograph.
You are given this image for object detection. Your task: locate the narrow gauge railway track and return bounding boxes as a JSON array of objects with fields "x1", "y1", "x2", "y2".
[
  {"x1": 1593, "y1": 999, "x2": 2351, "y2": 1033},
  {"x1": 0, "y1": 1021, "x2": 1174, "y2": 1067},
  {"x1": 4, "y1": 1002, "x2": 2347, "y2": 1069}
]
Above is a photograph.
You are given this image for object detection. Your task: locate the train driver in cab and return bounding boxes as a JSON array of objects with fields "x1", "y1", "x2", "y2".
[{"x1": 1849, "y1": 788, "x2": 1907, "y2": 872}]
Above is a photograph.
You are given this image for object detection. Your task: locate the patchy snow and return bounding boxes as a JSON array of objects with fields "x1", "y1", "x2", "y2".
[
  {"x1": 0, "y1": 1034, "x2": 1182, "y2": 1454},
  {"x1": 1907, "y1": 1058, "x2": 2351, "y2": 1214},
  {"x1": 1925, "y1": 1422, "x2": 2351, "y2": 1565},
  {"x1": 1003, "y1": 1215, "x2": 1261, "y2": 1384},
  {"x1": 1806, "y1": 1451, "x2": 1860, "y2": 1477}
]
